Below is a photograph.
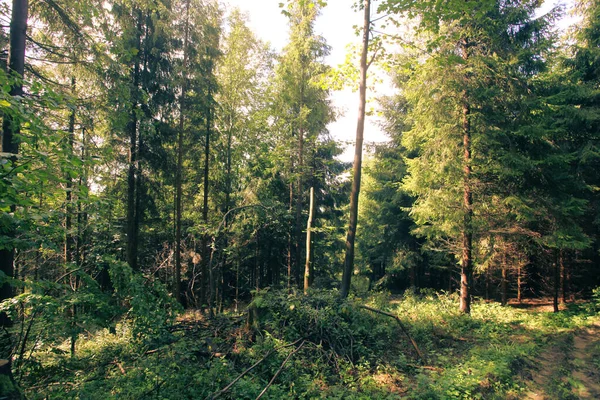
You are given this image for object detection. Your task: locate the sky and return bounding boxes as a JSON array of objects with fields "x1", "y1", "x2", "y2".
[{"x1": 223, "y1": 0, "x2": 577, "y2": 162}]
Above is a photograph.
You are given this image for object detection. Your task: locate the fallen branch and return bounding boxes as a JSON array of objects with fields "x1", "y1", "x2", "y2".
[
  {"x1": 407, "y1": 364, "x2": 443, "y2": 372},
  {"x1": 255, "y1": 340, "x2": 305, "y2": 400},
  {"x1": 205, "y1": 338, "x2": 304, "y2": 400},
  {"x1": 359, "y1": 305, "x2": 425, "y2": 362}
]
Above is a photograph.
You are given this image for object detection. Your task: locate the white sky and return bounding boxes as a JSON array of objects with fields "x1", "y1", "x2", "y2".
[{"x1": 223, "y1": 0, "x2": 577, "y2": 162}]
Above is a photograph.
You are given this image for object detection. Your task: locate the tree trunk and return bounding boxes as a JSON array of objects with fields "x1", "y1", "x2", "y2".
[
  {"x1": 560, "y1": 250, "x2": 567, "y2": 304},
  {"x1": 287, "y1": 182, "x2": 293, "y2": 290},
  {"x1": 204, "y1": 82, "x2": 213, "y2": 315},
  {"x1": 553, "y1": 250, "x2": 560, "y2": 313},
  {"x1": 1, "y1": 0, "x2": 28, "y2": 337},
  {"x1": 65, "y1": 77, "x2": 78, "y2": 357},
  {"x1": 501, "y1": 256, "x2": 508, "y2": 306},
  {"x1": 294, "y1": 128, "x2": 304, "y2": 288},
  {"x1": 459, "y1": 38, "x2": 473, "y2": 314},
  {"x1": 64, "y1": 78, "x2": 76, "y2": 264},
  {"x1": 485, "y1": 264, "x2": 490, "y2": 301},
  {"x1": 174, "y1": 0, "x2": 190, "y2": 305},
  {"x1": 340, "y1": 0, "x2": 370, "y2": 299},
  {"x1": 517, "y1": 260, "x2": 522, "y2": 303},
  {"x1": 304, "y1": 187, "x2": 314, "y2": 294},
  {"x1": 126, "y1": 10, "x2": 142, "y2": 271},
  {"x1": 0, "y1": 0, "x2": 28, "y2": 391}
]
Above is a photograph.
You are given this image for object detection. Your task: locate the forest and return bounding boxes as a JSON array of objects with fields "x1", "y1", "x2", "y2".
[{"x1": 1, "y1": 0, "x2": 600, "y2": 398}]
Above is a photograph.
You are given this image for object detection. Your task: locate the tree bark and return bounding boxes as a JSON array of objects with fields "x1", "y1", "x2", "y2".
[
  {"x1": 174, "y1": 0, "x2": 190, "y2": 305},
  {"x1": 287, "y1": 182, "x2": 293, "y2": 290},
  {"x1": 501, "y1": 254, "x2": 508, "y2": 306},
  {"x1": 65, "y1": 77, "x2": 76, "y2": 266},
  {"x1": 553, "y1": 250, "x2": 560, "y2": 313},
  {"x1": 459, "y1": 38, "x2": 473, "y2": 314},
  {"x1": 126, "y1": 10, "x2": 142, "y2": 271},
  {"x1": 517, "y1": 260, "x2": 522, "y2": 303},
  {"x1": 204, "y1": 80, "x2": 213, "y2": 315},
  {"x1": 560, "y1": 250, "x2": 567, "y2": 303},
  {"x1": 304, "y1": 186, "x2": 314, "y2": 294},
  {"x1": 1, "y1": 0, "x2": 28, "y2": 328},
  {"x1": 340, "y1": 0, "x2": 370, "y2": 298}
]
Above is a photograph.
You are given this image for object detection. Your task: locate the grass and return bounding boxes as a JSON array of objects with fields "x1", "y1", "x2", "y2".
[{"x1": 13, "y1": 289, "x2": 600, "y2": 399}]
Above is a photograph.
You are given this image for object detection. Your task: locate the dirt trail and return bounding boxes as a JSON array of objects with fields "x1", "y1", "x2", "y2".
[
  {"x1": 524, "y1": 322, "x2": 600, "y2": 400},
  {"x1": 571, "y1": 323, "x2": 600, "y2": 399}
]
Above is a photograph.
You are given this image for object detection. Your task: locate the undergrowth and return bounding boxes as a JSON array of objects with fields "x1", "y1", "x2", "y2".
[{"x1": 13, "y1": 288, "x2": 600, "y2": 399}]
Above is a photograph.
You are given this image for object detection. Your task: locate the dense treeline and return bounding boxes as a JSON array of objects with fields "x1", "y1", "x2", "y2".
[
  {"x1": 0, "y1": 0, "x2": 600, "y2": 396},
  {"x1": 360, "y1": 0, "x2": 600, "y2": 311}
]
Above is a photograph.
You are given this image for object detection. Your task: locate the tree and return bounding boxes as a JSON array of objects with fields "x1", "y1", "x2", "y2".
[
  {"x1": 340, "y1": 0, "x2": 371, "y2": 298},
  {"x1": 272, "y1": 0, "x2": 334, "y2": 291},
  {"x1": 1, "y1": 0, "x2": 28, "y2": 326},
  {"x1": 380, "y1": 0, "x2": 560, "y2": 312}
]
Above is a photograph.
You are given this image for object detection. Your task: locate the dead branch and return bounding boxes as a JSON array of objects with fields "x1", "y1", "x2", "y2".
[
  {"x1": 255, "y1": 340, "x2": 305, "y2": 400},
  {"x1": 205, "y1": 338, "x2": 304, "y2": 400},
  {"x1": 359, "y1": 305, "x2": 425, "y2": 362}
]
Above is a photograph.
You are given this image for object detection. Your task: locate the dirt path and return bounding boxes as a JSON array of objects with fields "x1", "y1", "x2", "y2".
[
  {"x1": 524, "y1": 322, "x2": 600, "y2": 400},
  {"x1": 571, "y1": 323, "x2": 600, "y2": 399}
]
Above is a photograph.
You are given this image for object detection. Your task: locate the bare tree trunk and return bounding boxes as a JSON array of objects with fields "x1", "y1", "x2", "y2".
[
  {"x1": 174, "y1": 0, "x2": 190, "y2": 305},
  {"x1": 517, "y1": 260, "x2": 522, "y2": 303},
  {"x1": 204, "y1": 87, "x2": 213, "y2": 315},
  {"x1": 65, "y1": 77, "x2": 78, "y2": 357},
  {"x1": 1, "y1": 0, "x2": 28, "y2": 325},
  {"x1": 341, "y1": 0, "x2": 370, "y2": 298},
  {"x1": 126, "y1": 10, "x2": 142, "y2": 271},
  {"x1": 0, "y1": 0, "x2": 28, "y2": 392},
  {"x1": 304, "y1": 187, "x2": 314, "y2": 294},
  {"x1": 560, "y1": 250, "x2": 567, "y2": 304},
  {"x1": 553, "y1": 250, "x2": 560, "y2": 313},
  {"x1": 501, "y1": 254, "x2": 508, "y2": 306},
  {"x1": 295, "y1": 129, "x2": 304, "y2": 288},
  {"x1": 287, "y1": 182, "x2": 293, "y2": 290},
  {"x1": 459, "y1": 38, "x2": 473, "y2": 314},
  {"x1": 65, "y1": 77, "x2": 76, "y2": 266}
]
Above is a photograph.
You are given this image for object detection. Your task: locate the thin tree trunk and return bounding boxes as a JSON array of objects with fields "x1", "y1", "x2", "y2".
[
  {"x1": 304, "y1": 187, "x2": 314, "y2": 294},
  {"x1": 501, "y1": 254, "x2": 507, "y2": 306},
  {"x1": 287, "y1": 182, "x2": 293, "y2": 290},
  {"x1": 340, "y1": 0, "x2": 370, "y2": 299},
  {"x1": 78, "y1": 126, "x2": 89, "y2": 271},
  {"x1": 204, "y1": 86, "x2": 213, "y2": 315},
  {"x1": 560, "y1": 250, "x2": 566, "y2": 304},
  {"x1": 553, "y1": 250, "x2": 560, "y2": 313},
  {"x1": 65, "y1": 77, "x2": 78, "y2": 357},
  {"x1": 517, "y1": 260, "x2": 522, "y2": 303},
  {"x1": 235, "y1": 258, "x2": 239, "y2": 313},
  {"x1": 485, "y1": 264, "x2": 490, "y2": 301},
  {"x1": 65, "y1": 77, "x2": 76, "y2": 266},
  {"x1": 174, "y1": 0, "x2": 190, "y2": 305},
  {"x1": 126, "y1": 10, "x2": 142, "y2": 271},
  {"x1": 459, "y1": 38, "x2": 473, "y2": 314},
  {"x1": 295, "y1": 129, "x2": 304, "y2": 288}
]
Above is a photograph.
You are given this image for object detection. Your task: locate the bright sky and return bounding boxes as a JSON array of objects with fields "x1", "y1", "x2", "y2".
[{"x1": 223, "y1": 0, "x2": 577, "y2": 162}]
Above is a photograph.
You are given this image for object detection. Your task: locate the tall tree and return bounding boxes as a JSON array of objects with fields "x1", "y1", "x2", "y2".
[
  {"x1": 340, "y1": 0, "x2": 370, "y2": 298},
  {"x1": 380, "y1": 0, "x2": 559, "y2": 311},
  {"x1": 273, "y1": 0, "x2": 333, "y2": 290},
  {"x1": 1, "y1": 0, "x2": 28, "y2": 322}
]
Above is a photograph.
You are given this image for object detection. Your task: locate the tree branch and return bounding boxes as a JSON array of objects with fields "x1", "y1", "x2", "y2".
[
  {"x1": 255, "y1": 340, "x2": 306, "y2": 400},
  {"x1": 205, "y1": 338, "x2": 304, "y2": 400},
  {"x1": 359, "y1": 305, "x2": 425, "y2": 362}
]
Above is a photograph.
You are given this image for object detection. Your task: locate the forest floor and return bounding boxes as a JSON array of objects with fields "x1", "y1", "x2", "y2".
[
  {"x1": 523, "y1": 316, "x2": 600, "y2": 400},
  {"x1": 14, "y1": 290, "x2": 600, "y2": 399}
]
